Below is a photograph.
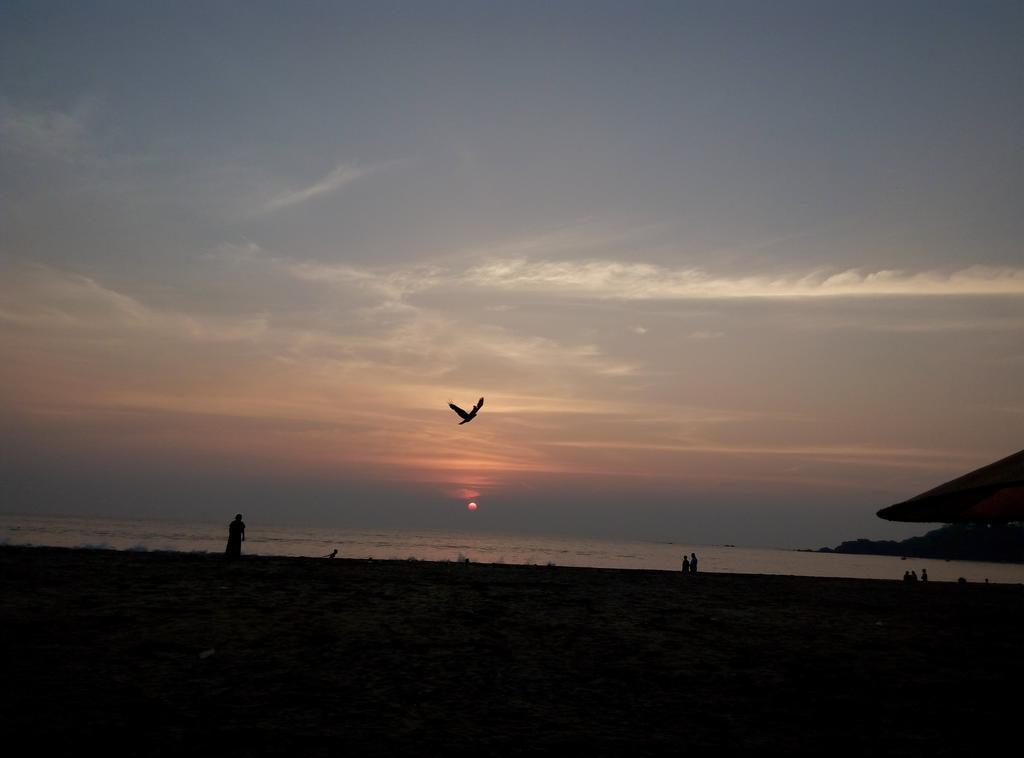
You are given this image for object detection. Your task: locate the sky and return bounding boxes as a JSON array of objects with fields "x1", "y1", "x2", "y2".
[{"x1": 2, "y1": 1, "x2": 1022, "y2": 548}]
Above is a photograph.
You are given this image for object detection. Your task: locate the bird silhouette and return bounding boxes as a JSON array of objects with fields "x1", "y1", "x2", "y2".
[{"x1": 448, "y1": 397, "x2": 484, "y2": 425}]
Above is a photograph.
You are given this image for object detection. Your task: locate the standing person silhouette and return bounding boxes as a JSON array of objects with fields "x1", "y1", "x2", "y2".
[
  {"x1": 682, "y1": 555, "x2": 690, "y2": 573},
  {"x1": 225, "y1": 514, "x2": 245, "y2": 560},
  {"x1": 690, "y1": 552, "x2": 698, "y2": 574}
]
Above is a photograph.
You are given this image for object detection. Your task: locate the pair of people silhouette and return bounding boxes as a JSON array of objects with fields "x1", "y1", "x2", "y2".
[
  {"x1": 682, "y1": 552, "x2": 698, "y2": 574},
  {"x1": 903, "y1": 568, "x2": 928, "y2": 583}
]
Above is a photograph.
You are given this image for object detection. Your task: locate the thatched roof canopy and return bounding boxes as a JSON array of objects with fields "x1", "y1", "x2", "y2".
[{"x1": 877, "y1": 448, "x2": 1024, "y2": 523}]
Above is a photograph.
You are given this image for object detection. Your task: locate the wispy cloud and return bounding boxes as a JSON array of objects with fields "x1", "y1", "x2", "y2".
[
  {"x1": 465, "y1": 260, "x2": 1024, "y2": 299},
  {"x1": 0, "y1": 259, "x2": 639, "y2": 386},
  {"x1": 0, "y1": 101, "x2": 88, "y2": 158},
  {"x1": 5, "y1": 251, "x2": 1020, "y2": 501},
  {"x1": 0, "y1": 264, "x2": 269, "y2": 342},
  {"x1": 262, "y1": 161, "x2": 394, "y2": 212},
  {"x1": 282, "y1": 258, "x2": 442, "y2": 303},
  {"x1": 267, "y1": 246, "x2": 1024, "y2": 303},
  {"x1": 454, "y1": 222, "x2": 669, "y2": 260},
  {"x1": 539, "y1": 439, "x2": 971, "y2": 467}
]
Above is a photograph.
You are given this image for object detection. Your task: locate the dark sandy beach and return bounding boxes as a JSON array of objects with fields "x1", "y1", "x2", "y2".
[{"x1": 2, "y1": 546, "x2": 1021, "y2": 756}]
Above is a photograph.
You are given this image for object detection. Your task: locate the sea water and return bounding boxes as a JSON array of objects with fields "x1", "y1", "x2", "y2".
[{"x1": 2, "y1": 513, "x2": 1022, "y2": 584}]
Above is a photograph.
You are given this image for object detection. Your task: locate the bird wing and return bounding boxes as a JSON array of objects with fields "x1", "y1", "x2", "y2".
[
  {"x1": 449, "y1": 402, "x2": 470, "y2": 420},
  {"x1": 472, "y1": 397, "x2": 484, "y2": 413}
]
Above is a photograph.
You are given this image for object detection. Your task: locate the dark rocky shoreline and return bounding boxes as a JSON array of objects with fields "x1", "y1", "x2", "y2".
[{"x1": 821, "y1": 522, "x2": 1024, "y2": 562}]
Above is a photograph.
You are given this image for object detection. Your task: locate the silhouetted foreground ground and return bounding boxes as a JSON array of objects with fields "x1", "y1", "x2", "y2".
[{"x1": 3, "y1": 546, "x2": 1022, "y2": 756}]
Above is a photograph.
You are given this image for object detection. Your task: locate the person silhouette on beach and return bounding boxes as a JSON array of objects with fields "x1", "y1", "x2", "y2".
[
  {"x1": 910, "y1": 570, "x2": 918, "y2": 582},
  {"x1": 903, "y1": 570, "x2": 911, "y2": 582},
  {"x1": 682, "y1": 555, "x2": 690, "y2": 573},
  {"x1": 225, "y1": 514, "x2": 245, "y2": 560},
  {"x1": 921, "y1": 568, "x2": 928, "y2": 583},
  {"x1": 690, "y1": 552, "x2": 698, "y2": 574},
  {"x1": 326, "y1": 549, "x2": 338, "y2": 559}
]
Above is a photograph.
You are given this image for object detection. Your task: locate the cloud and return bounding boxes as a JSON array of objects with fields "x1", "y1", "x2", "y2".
[
  {"x1": 262, "y1": 161, "x2": 394, "y2": 212},
  {"x1": 454, "y1": 222, "x2": 668, "y2": 260},
  {"x1": 0, "y1": 256, "x2": 640, "y2": 393},
  {"x1": 464, "y1": 259, "x2": 1024, "y2": 299},
  {"x1": 5, "y1": 250, "x2": 1019, "y2": 500},
  {"x1": 0, "y1": 264, "x2": 269, "y2": 343},
  {"x1": 268, "y1": 247, "x2": 1024, "y2": 307},
  {"x1": 0, "y1": 101, "x2": 88, "y2": 158},
  {"x1": 539, "y1": 439, "x2": 970, "y2": 467},
  {"x1": 281, "y1": 258, "x2": 442, "y2": 304}
]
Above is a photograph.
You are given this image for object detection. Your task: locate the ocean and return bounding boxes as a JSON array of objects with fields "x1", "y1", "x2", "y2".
[{"x1": 3, "y1": 513, "x2": 1023, "y2": 584}]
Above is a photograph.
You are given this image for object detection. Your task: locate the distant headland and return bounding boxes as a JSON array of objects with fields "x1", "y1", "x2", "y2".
[{"x1": 819, "y1": 523, "x2": 1024, "y2": 563}]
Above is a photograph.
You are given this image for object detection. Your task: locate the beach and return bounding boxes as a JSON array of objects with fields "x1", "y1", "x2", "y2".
[{"x1": 3, "y1": 546, "x2": 1021, "y2": 756}]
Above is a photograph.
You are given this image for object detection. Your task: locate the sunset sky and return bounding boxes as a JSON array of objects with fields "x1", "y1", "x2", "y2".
[{"x1": 2, "y1": 1, "x2": 1022, "y2": 547}]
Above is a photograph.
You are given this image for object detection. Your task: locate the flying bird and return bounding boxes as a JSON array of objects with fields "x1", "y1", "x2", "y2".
[{"x1": 449, "y1": 396, "x2": 484, "y2": 425}]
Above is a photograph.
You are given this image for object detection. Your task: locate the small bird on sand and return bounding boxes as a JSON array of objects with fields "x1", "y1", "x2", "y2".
[{"x1": 448, "y1": 397, "x2": 484, "y2": 425}]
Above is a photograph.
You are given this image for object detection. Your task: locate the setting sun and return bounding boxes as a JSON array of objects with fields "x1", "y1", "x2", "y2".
[{"x1": 467, "y1": 502, "x2": 478, "y2": 511}]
